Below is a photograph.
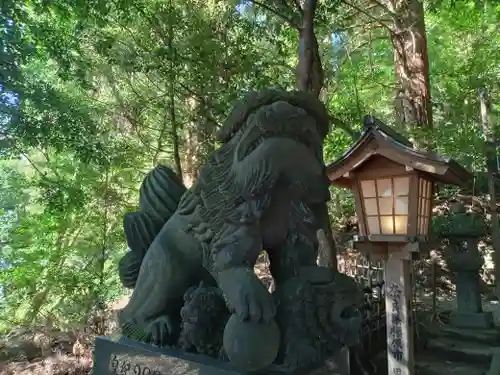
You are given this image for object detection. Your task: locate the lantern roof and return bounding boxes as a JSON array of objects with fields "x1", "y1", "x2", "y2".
[{"x1": 326, "y1": 115, "x2": 472, "y2": 188}]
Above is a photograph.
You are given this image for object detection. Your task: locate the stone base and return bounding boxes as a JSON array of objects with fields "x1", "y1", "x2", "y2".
[
  {"x1": 93, "y1": 336, "x2": 350, "y2": 375},
  {"x1": 450, "y1": 311, "x2": 494, "y2": 329}
]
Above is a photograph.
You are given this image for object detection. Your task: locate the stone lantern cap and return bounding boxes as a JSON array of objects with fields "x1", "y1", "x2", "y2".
[{"x1": 441, "y1": 202, "x2": 486, "y2": 238}]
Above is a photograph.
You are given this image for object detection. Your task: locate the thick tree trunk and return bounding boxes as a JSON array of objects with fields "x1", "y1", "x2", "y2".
[
  {"x1": 182, "y1": 99, "x2": 216, "y2": 188},
  {"x1": 388, "y1": 0, "x2": 433, "y2": 132}
]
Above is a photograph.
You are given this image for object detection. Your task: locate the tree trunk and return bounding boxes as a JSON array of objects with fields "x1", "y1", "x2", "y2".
[
  {"x1": 295, "y1": 0, "x2": 337, "y2": 270},
  {"x1": 317, "y1": 215, "x2": 338, "y2": 269},
  {"x1": 182, "y1": 124, "x2": 198, "y2": 188},
  {"x1": 479, "y1": 87, "x2": 500, "y2": 298},
  {"x1": 297, "y1": 0, "x2": 323, "y2": 96},
  {"x1": 170, "y1": 95, "x2": 182, "y2": 179},
  {"x1": 167, "y1": 0, "x2": 182, "y2": 179},
  {"x1": 388, "y1": 0, "x2": 433, "y2": 133},
  {"x1": 182, "y1": 98, "x2": 216, "y2": 188}
]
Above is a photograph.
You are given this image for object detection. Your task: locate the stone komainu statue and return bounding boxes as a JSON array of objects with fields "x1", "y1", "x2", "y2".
[{"x1": 117, "y1": 88, "x2": 363, "y2": 371}]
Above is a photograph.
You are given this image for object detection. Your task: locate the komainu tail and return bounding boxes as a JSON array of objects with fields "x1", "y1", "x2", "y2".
[{"x1": 118, "y1": 165, "x2": 187, "y2": 289}]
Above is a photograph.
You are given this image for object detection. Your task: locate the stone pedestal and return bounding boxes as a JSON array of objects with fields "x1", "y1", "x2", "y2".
[
  {"x1": 450, "y1": 270, "x2": 493, "y2": 328},
  {"x1": 455, "y1": 271, "x2": 483, "y2": 313},
  {"x1": 93, "y1": 336, "x2": 351, "y2": 375}
]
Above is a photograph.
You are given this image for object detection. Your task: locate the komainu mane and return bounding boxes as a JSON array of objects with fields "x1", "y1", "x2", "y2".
[{"x1": 117, "y1": 88, "x2": 362, "y2": 372}]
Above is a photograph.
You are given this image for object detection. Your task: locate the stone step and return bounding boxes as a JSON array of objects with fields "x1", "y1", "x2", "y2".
[
  {"x1": 416, "y1": 354, "x2": 489, "y2": 375},
  {"x1": 427, "y1": 325, "x2": 500, "y2": 346},
  {"x1": 426, "y1": 337, "x2": 498, "y2": 364}
]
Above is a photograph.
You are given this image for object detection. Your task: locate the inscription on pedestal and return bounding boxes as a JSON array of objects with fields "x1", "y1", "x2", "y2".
[
  {"x1": 93, "y1": 336, "x2": 240, "y2": 375},
  {"x1": 109, "y1": 353, "x2": 166, "y2": 375}
]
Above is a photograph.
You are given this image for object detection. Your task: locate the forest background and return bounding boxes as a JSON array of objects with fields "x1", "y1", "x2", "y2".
[{"x1": 0, "y1": 0, "x2": 499, "y2": 336}]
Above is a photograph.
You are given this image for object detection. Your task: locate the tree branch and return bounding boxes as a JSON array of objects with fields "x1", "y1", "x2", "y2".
[
  {"x1": 336, "y1": 4, "x2": 379, "y2": 23},
  {"x1": 334, "y1": 20, "x2": 391, "y2": 32},
  {"x1": 341, "y1": 0, "x2": 394, "y2": 34},
  {"x1": 291, "y1": 0, "x2": 303, "y2": 15},
  {"x1": 177, "y1": 81, "x2": 224, "y2": 121},
  {"x1": 367, "y1": 0, "x2": 398, "y2": 17},
  {"x1": 329, "y1": 115, "x2": 359, "y2": 139},
  {"x1": 0, "y1": 131, "x2": 50, "y2": 179},
  {"x1": 334, "y1": 36, "x2": 388, "y2": 70},
  {"x1": 250, "y1": 0, "x2": 301, "y2": 30}
]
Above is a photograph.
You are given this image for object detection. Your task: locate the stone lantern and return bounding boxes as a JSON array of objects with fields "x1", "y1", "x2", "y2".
[
  {"x1": 441, "y1": 202, "x2": 493, "y2": 328},
  {"x1": 326, "y1": 116, "x2": 472, "y2": 375}
]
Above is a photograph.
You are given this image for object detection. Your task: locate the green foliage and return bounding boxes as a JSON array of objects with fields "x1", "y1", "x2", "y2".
[{"x1": 0, "y1": 0, "x2": 499, "y2": 332}]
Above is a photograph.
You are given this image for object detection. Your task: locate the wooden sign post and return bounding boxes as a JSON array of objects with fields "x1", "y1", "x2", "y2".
[{"x1": 385, "y1": 252, "x2": 414, "y2": 375}]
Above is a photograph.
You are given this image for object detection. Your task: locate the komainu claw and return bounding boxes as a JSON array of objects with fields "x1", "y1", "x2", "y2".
[{"x1": 148, "y1": 315, "x2": 177, "y2": 347}]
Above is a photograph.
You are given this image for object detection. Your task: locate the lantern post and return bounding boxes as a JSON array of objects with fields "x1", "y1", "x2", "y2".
[{"x1": 326, "y1": 116, "x2": 471, "y2": 375}]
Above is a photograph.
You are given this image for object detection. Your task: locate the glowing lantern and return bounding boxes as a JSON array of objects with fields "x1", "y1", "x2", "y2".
[{"x1": 327, "y1": 115, "x2": 471, "y2": 255}]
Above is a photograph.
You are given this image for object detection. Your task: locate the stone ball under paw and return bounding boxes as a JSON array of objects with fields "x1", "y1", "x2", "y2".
[{"x1": 223, "y1": 314, "x2": 280, "y2": 371}]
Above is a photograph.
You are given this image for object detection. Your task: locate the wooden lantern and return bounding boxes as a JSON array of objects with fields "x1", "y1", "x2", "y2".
[
  {"x1": 351, "y1": 161, "x2": 433, "y2": 240},
  {"x1": 326, "y1": 116, "x2": 472, "y2": 375},
  {"x1": 326, "y1": 115, "x2": 471, "y2": 256}
]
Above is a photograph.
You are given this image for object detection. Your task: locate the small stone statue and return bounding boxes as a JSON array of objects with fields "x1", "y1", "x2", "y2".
[
  {"x1": 442, "y1": 202, "x2": 493, "y2": 328},
  {"x1": 117, "y1": 88, "x2": 363, "y2": 371}
]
